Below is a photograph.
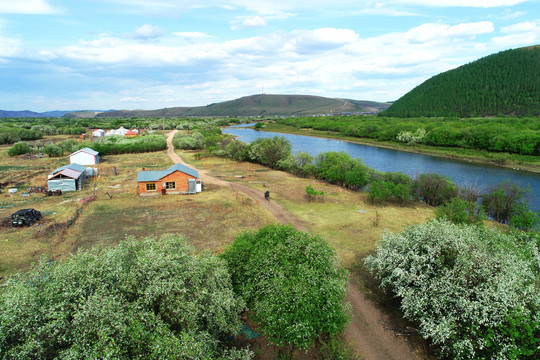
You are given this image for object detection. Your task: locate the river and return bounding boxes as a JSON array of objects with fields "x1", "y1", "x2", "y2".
[{"x1": 223, "y1": 125, "x2": 540, "y2": 212}]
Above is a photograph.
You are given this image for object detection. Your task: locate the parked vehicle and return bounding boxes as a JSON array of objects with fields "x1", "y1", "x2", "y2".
[{"x1": 10, "y1": 208, "x2": 42, "y2": 227}]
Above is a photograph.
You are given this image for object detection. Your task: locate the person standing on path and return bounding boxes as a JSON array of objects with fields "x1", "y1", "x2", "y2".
[{"x1": 264, "y1": 189, "x2": 270, "y2": 201}]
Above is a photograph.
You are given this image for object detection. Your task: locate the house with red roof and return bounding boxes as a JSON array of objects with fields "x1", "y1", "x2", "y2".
[{"x1": 125, "y1": 130, "x2": 138, "y2": 138}]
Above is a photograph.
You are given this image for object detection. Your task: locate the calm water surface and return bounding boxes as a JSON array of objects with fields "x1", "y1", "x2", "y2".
[{"x1": 224, "y1": 125, "x2": 540, "y2": 211}]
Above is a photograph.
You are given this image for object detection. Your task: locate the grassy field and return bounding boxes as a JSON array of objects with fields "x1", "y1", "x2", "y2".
[{"x1": 0, "y1": 135, "x2": 435, "y2": 282}]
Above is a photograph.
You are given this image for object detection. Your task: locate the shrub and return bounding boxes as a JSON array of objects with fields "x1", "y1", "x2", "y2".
[
  {"x1": 435, "y1": 197, "x2": 486, "y2": 225},
  {"x1": 509, "y1": 204, "x2": 539, "y2": 231},
  {"x1": 248, "y1": 136, "x2": 292, "y2": 169},
  {"x1": 42, "y1": 143, "x2": 63, "y2": 157},
  {"x1": 396, "y1": 128, "x2": 426, "y2": 144},
  {"x1": 225, "y1": 140, "x2": 250, "y2": 161},
  {"x1": 482, "y1": 181, "x2": 530, "y2": 224},
  {"x1": 365, "y1": 219, "x2": 540, "y2": 360},
  {"x1": 313, "y1": 151, "x2": 369, "y2": 189},
  {"x1": 368, "y1": 180, "x2": 411, "y2": 204},
  {"x1": 289, "y1": 151, "x2": 315, "y2": 177},
  {"x1": 254, "y1": 122, "x2": 266, "y2": 131},
  {"x1": 7, "y1": 141, "x2": 32, "y2": 156},
  {"x1": 222, "y1": 224, "x2": 350, "y2": 350},
  {"x1": 412, "y1": 172, "x2": 458, "y2": 206},
  {"x1": 173, "y1": 135, "x2": 203, "y2": 150},
  {"x1": 0, "y1": 234, "x2": 251, "y2": 359},
  {"x1": 305, "y1": 184, "x2": 325, "y2": 202}
]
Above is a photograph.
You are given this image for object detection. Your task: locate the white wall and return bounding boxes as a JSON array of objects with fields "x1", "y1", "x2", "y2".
[{"x1": 70, "y1": 152, "x2": 97, "y2": 165}]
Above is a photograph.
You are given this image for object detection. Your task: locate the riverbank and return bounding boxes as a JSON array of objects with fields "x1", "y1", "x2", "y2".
[{"x1": 261, "y1": 123, "x2": 540, "y2": 174}]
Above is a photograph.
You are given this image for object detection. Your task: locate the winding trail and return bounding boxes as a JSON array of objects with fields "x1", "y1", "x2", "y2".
[{"x1": 166, "y1": 130, "x2": 423, "y2": 360}]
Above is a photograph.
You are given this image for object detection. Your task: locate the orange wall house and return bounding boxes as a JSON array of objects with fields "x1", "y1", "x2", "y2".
[{"x1": 137, "y1": 163, "x2": 199, "y2": 196}]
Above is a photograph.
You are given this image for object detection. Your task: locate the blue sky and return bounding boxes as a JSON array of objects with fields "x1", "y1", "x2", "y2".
[{"x1": 0, "y1": 0, "x2": 538, "y2": 111}]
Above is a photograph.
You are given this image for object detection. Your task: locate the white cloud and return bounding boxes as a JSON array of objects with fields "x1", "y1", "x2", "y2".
[
  {"x1": 230, "y1": 15, "x2": 268, "y2": 30},
  {"x1": 173, "y1": 31, "x2": 214, "y2": 39},
  {"x1": 492, "y1": 21, "x2": 540, "y2": 47},
  {"x1": 0, "y1": 0, "x2": 60, "y2": 14},
  {"x1": 391, "y1": 0, "x2": 528, "y2": 7},
  {"x1": 404, "y1": 22, "x2": 494, "y2": 43},
  {"x1": 0, "y1": 21, "x2": 22, "y2": 58},
  {"x1": 126, "y1": 24, "x2": 165, "y2": 41},
  {"x1": 241, "y1": 16, "x2": 267, "y2": 28},
  {"x1": 288, "y1": 28, "x2": 359, "y2": 53},
  {"x1": 99, "y1": 0, "x2": 531, "y2": 16},
  {"x1": 501, "y1": 21, "x2": 538, "y2": 33}
]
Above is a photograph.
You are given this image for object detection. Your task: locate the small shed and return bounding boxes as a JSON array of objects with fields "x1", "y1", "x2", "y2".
[
  {"x1": 137, "y1": 163, "x2": 201, "y2": 196},
  {"x1": 69, "y1": 147, "x2": 100, "y2": 166},
  {"x1": 48, "y1": 163, "x2": 87, "y2": 192}
]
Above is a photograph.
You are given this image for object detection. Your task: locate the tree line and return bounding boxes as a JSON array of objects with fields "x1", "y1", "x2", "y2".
[
  {"x1": 0, "y1": 117, "x2": 243, "y2": 145},
  {"x1": 276, "y1": 115, "x2": 540, "y2": 155},
  {"x1": 7, "y1": 134, "x2": 167, "y2": 157}
]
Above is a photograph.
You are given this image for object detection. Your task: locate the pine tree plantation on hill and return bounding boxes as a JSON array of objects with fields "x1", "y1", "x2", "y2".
[{"x1": 382, "y1": 46, "x2": 540, "y2": 117}]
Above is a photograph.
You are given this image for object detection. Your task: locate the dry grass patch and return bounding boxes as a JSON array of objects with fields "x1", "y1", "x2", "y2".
[{"x1": 65, "y1": 184, "x2": 276, "y2": 256}]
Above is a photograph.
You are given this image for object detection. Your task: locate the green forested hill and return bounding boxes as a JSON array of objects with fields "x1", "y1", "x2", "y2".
[{"x1": 382, "y1": 46, "x2": 540, "y2": 117}]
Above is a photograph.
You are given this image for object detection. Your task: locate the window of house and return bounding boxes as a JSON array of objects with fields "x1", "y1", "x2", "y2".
[
  {"x1": 165, "y1": 181, "x2": 176, "y2": 189},
  {"x1": 146, "y1": 183, "x2": 156, "y2": 191}
]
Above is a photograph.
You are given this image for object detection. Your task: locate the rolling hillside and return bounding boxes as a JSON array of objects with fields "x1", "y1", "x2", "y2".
[
  {"x1": 94, "y1": 94, "x2": 391, "y2": 118},
  {"x1": 381, "y1": 46, "x2": 540, "y2": 117}
]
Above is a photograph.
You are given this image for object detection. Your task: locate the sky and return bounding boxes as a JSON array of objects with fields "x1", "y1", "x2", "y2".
[{"x1": 0, "y1": 0, "x2": 538, "y2": 112}]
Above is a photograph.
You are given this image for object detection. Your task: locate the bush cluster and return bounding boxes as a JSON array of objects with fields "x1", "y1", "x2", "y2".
[
  {"x1": 173, "y1": 125, "x2": 223, "y2": 151},
  {"x1": 365, "y1": 219, "x2": 540, "y2": 359},
  {"x1": 0, "y1": 235, "x2": 251, "y2": 359},
  {"x1": 1, "y1": 226, "x2": 352, "y2": 359},
  {"x1": 92, "y1": 134, "x2": 167, "y2": 155},
  {"x1": 222, "y1": 224, "x2": 350, "y2": 350},
  {"x1": 0, "y1": 128, "x2": 43, "y2": 145}
]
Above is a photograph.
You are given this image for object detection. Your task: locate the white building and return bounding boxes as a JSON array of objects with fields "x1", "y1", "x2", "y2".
[
  {"x1": 92, "y1": 129, "x2": 105, "y2": 137},
  {"x1": 69, "y1": 147, "x2": 100, "y2": 166}
]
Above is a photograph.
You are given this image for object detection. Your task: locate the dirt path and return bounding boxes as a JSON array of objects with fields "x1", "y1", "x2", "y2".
[{"x1": 166, "y1": 130, "x2": 423, "y2": 360}]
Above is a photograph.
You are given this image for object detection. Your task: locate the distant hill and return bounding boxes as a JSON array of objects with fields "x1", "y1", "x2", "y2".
[
  {"x1": 381, "y1": 46, "x2": 540, "y2": 117},
  {"x1": 0, "y1": 110, "x2": 45, "y2": 118},
  {"x1": 0, "y1": 110, "x2": 107, "y2": 118},
  {"x1": 95, "y1": 94, "x2": 391, "y2": 118},
  {"x1": 63, "y1": 110, "x2": 110, "y2": 118}
]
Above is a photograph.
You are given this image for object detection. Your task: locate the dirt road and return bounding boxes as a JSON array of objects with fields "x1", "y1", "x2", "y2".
[{"x1": 166, "y1": 130, "x2": 423, "y2": 360}]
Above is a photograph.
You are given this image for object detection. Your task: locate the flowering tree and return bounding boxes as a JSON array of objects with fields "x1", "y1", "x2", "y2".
[
  {"x1": 365, "y1": 219, "x2": 540, "y2": 359},
  {"x1": 0, "y1": 234, "x2": 252, "y2": 359},
  {"x1": 222, "y1": 224, "x2": 350, "y2": 351}
]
